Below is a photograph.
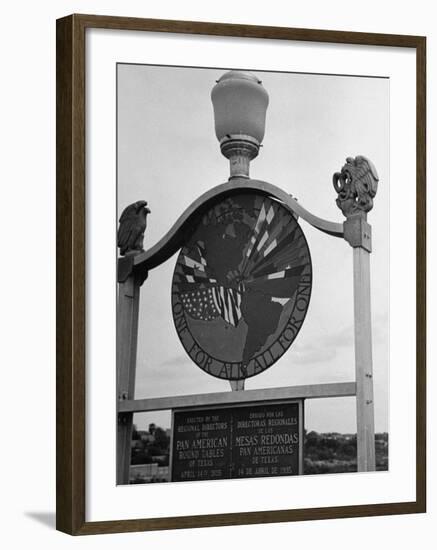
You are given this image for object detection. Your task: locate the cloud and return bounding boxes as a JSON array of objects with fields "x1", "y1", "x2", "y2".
[
  {"x1": 372, "y1": 312, "x2": 389, "y2": 345},
  {"x1": 291, "y1": 323, "x2": 353, "y2": 365},
  {"x1": 291, "y1": 310, "x2": 389, "y2": 367},
  {"x1": 141, "y1": 313, "x2": 387, "y2": 375},
  {"x1": 291, "y1": 346, "x2": 337, "y2": 365},
  {"x1": 158, "y1": 354, "x2": 194, "y2": 368}
]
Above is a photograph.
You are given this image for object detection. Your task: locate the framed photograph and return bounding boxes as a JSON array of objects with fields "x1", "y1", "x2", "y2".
[{"x1": 56, "y1": 14, "x2": 426, "y2": 535}]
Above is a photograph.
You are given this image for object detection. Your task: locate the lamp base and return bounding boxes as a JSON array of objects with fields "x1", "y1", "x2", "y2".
[{"x1": 219, "y1": 134, "x2": 260, "y2": 179}]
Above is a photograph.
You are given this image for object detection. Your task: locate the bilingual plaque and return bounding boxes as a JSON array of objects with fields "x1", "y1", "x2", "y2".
[{"x1": 171, "y1": 401, "x2": 302, "y2": 482}]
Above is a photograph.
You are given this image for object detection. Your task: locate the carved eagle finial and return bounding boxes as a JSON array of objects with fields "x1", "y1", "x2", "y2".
[
  {"x1": 117, "y1": 200, "x2": 151, "y2": 256},
  {"x1": 333, "y1": 156, "x2": 379, "y2": 218}
]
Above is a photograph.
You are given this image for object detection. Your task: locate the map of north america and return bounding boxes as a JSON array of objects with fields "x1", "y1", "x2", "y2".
[{"x1": 172, "y1": 193, "x2": 312, "y2": 379}]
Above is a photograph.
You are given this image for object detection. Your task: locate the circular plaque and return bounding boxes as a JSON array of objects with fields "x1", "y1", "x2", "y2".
[{"x1": 171, "y1": 193, "x2": 312, "y2": 380}]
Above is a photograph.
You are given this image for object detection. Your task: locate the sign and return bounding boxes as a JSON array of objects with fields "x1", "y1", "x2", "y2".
[
  {"x1": 171, "y1": 401, "x2": 302, "y2": 482},
  {"x1": 171, "y1": 193, "x2": 312, "y2": 380}
]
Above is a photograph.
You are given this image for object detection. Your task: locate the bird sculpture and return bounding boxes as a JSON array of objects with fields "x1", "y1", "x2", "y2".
[
  {"x1": 117, "y1": 200, "x2": 151, "y2": 256},
  {"x1": 333, "y1": 156, "x2": 379, "y2": 217}
]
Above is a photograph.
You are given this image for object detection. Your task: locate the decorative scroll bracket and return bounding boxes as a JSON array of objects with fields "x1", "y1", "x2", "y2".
[{"x1": 131, "y1": 178, "x2": 344, "y2": 279}]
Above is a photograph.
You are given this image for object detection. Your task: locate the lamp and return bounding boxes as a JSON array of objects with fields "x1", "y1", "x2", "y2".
[{"x1": 211, "y1": 70, "x2": 269, "y2": 179}]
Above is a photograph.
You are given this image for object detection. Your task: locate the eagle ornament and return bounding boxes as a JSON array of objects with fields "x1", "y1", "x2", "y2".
[
  {"x1": 333, "y1": 156, "x2": 379, "y2": 217},
  {"x1": 117, "y1": 200, "x2": 151, "y2": 256}
]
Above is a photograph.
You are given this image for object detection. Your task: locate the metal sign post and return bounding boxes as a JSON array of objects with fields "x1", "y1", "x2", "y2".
[
  {"x1": 334, "y1": 156, "x2": 379, "y2": 472},
  {"x1": 116, "y1": 72, "x2": 380, "y2": 483},
  {"x1": 116, "y1": 257, "x2": 146, "y2": 485},
  {"x1": 352, "y1": 241, "x2": 376, "y2": 471}
]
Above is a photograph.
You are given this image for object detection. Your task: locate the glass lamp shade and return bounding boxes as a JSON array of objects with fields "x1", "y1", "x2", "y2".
[{"x1": 211, "y1": 71, "x2": 269, "y2": 144}]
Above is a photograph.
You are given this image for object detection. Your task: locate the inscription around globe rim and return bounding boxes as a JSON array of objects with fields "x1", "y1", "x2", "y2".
[{"x1": 171, "y1": 193, "x2": 312, "y2": 380}]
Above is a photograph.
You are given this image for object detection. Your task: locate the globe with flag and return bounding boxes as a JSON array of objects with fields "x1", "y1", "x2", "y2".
[{"x1": 171, "y1": 193, "x2": 312, "y2": 380}]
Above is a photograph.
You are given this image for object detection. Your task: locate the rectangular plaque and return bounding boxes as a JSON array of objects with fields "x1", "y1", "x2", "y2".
[{"x1": 171, "y1": 401, "x2": 302, "y2": 482}]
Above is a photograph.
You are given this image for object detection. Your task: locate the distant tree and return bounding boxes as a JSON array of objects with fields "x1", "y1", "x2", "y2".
[
  {"x1": 131, "y1": 442, "x2": 151, "y2": 464},
  {"x1": 148, "y1": 423, "x2": 156, "y2": 435},
  {"x1": 154, "y1": 427, "x2": 169, "y2": 451},
  {"x1": 132, "y1": 424, "x2": 139, "y2": 440},
  {"x1": 342, "y1": 443, "x2": 356, "y2": 458}
]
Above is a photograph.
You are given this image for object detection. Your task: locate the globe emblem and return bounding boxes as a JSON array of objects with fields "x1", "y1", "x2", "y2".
[{"x1": 171, "y1": 193, "x2": 312, "y2": 380}]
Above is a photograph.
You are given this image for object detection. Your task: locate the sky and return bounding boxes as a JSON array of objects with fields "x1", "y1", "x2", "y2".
[{"x1": 117, "y1": 63, "x2": 389, "y2": 434}]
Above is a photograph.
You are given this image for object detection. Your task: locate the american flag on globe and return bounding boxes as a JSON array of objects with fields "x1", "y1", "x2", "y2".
[
  {"x1": 171, "y1": 193, "x2": 312, "y2": 379},
  {"x1": 180, "y1": 286, "x2": 242, "y2": 326},
  {"x1": 173, "y1": 195, "x2": 310, "y2": 329}
]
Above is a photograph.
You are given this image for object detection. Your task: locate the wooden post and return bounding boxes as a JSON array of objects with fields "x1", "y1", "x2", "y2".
[{"x1": 117, "y1": 271, "x2": 141, "y2": 484}]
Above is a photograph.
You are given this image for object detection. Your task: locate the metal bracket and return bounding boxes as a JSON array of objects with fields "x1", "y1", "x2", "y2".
[
  {"x1": 118, "y1": 256, "x2": 149, "y2": 286},
  {"x1": 118, "y1": 255, "x2": 135, "y2": 283},
  {"x1": 343, "y1": 215, "x2": 372, "y2": 252},
  {"x1": 118, "y1": 412, "x2": 130, "y2": 425},
  {"x1": 229, "y1": 379, "x2": 245, "y2": 391}
]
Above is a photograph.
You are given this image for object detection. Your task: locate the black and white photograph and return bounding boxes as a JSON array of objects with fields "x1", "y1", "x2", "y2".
[
  {"x1": 2, "y1": 0, "x2": 431, "y2": 545},
  {"x1": 116, "y1": 63, "x2": 389, "y2": 485}
]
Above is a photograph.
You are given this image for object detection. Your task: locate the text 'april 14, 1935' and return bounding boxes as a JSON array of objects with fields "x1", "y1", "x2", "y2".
[{"x1": 171, "y1": 402, "x2": 301, "y2": 482}]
